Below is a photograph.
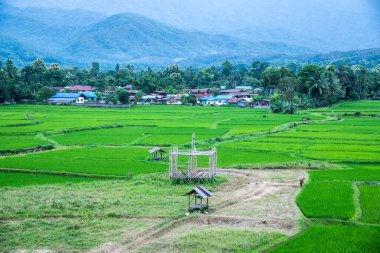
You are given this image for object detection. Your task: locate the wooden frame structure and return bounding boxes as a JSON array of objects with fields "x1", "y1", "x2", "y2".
[{"x1": 169, "y1": 134, "x2": 217, "y2": 180}]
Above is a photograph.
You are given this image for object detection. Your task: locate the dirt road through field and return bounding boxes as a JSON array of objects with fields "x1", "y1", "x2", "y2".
[{"x1": 90, "y1": 169, "x2": 307, "y2": 253}]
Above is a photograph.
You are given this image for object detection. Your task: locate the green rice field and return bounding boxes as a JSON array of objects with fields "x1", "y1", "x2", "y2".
[
  {"x1": 270, "y1": 225, "x2": 380, "y2": 253},
  {"x1": 0, "y1": 100, "x2": 379, "y2": 252}
]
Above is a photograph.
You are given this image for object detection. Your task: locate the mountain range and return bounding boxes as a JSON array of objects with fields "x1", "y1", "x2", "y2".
[{"x1": 0, "y1": 2, "x2": 379, "y2": 68}]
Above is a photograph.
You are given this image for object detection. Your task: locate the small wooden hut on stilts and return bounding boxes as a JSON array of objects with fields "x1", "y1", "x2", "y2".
[
  {"x1": 149, "y1": 147, "x2": 167, "y2": 161},
  {"x1": 185, "y1": 185, "x2": 213, "y2": 212}
]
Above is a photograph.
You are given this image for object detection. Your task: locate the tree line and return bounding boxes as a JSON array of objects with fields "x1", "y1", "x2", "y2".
[{"x1": 0, "y1": 58, "x2": 379, "y2": 110}]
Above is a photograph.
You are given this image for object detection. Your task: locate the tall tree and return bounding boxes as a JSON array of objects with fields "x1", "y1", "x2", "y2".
[{"x1": 337, "y1": 65, "x2": 356, "y2": 99}]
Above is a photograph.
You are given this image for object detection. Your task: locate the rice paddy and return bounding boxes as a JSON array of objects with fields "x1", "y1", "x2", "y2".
[
  {"x1": 0, "y1": 100, "x2": 379, "y2": 252},
  {"x1": 359, "y1": 185, "x2": 380, "y2": 224},
  {"x1": 270, "y1": 225, "x2": 380, "y2": 253}
]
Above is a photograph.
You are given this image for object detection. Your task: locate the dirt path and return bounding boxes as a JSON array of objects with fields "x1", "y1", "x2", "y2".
[{"x1": 90, "y1": 169, "x2": 307, "y2": 253}]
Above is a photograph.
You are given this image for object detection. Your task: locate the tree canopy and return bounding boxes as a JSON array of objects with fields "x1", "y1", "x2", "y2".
[{"x1": 0, "y1": 58, "x2": 379, "y2": 108}]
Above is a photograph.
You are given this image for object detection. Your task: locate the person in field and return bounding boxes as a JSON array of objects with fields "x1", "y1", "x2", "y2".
[{"x1": 299, "y1": 177, "x2": 305, "y2": 188}]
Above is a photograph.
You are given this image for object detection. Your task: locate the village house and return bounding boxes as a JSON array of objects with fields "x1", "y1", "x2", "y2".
[
  {"x1": 50, "y1": 87, "x2": 65, "y2": 92},
  {"x1": 167, "y1": 94, "x2": 185, "y2": 105},
  {"x1": 225, "y1": 92, "x2": 252, "y2": 99},
  {"x1": 185, "y1": 88, "x2": 209, "y2": 94},
  {"x1": 372, "y1": 93, "x2": 380, "y2": 100},
  {"x1": 140, "y1": 95, "x2": 158, "y2": 104},
  {"x1": 219, "y1": 88, "x2": 245, "y2": 94},
  {"x1": 225, "y1": 98, "x2": 251, "y2": 107},
  {"x1": 225, "y1": 97, "x2": 240, "y2": 106},
  {"x1": 149, "y1": 91, "x2": 167, "y2": 97},
  {"x1": 126, "y1": 90, "x2": 142, "y2": 104},
  {"x1": 124, "y1": 84, "x2": 133, "y2": 90},
  {"x1": 67, "y1": 85, "x2": 94, "y2": 92},
  {"x1": 235, "y1": 85, "x2": 253, "y2": 91},
  {"x1": 200, "y1": 95, "x2": 234, "y2": 106},
  {"x1": 237, "y1": 99, "x2": 251, "y2": 107},
  {"x1": 252, "y1": 99, "x2": 271, "y2": 108},
  {"x1": 195, "y1": 93, "x2": 212, "y2": 104},
  {"x1": 48, "y1": 92, "x2": 97, "y2": 105}
]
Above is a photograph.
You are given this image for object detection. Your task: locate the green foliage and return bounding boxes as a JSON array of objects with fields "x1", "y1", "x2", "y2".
[
  {"x1": 35, "y1": 87, "x2": 55, "y2": 102},
  {"x1": 271, "y1": 100, "x2": 284, "y2": 113},
  {"x1": 1, "y1": 57, "x2": 379, "y2": 106},
  {"x1": 271, "y1": 100, "x2": 297, "y2": 114},
  {"x1": 180, "y1": 94, "x2": 197, "y2": 105},
  {"x1": 116, "y1": 88, "x2": 129, "y2": 104}
]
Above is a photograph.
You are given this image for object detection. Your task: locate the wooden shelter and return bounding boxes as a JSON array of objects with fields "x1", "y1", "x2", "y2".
[
  {"x1": 149, "y1": 147, "x2": 167, "y2": 160},
  {"x1": 185, "y1": 185, "x2": 213, "y2": 212},
  {"x1": 169, "y1": 134, "x2": 217, "y2": 180}
]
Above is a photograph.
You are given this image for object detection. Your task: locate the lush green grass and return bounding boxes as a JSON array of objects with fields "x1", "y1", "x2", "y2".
[
  {"x1": 0, "y1": 147, "x2": 167, "y2": 177},
  {"x1": 0, "y1": 173, "x2": 227, "y2": 252},
  {"x1": 0, "y1": 135, "x2": 49, "y2": 152},
  {"x1": 218, "y1": 149, "x2": 301, "y2": 167},
  {"x1": 0, "y1": 172, "x2": 98, "y2": 187},
  {"x1": 360, "y1": 185, "x2": 380, "y2": 224},
  {"x1": 309, "y1": 169, "x2": 380, "y2": 182},
  {"x1": 0, "y1": 218, "x2": 151, "y2": 253},
  {"x1": 50, "y1": 126, "x2": 229, "y2": 146},
  {"x1": 166, "y1": 230, "x2": 285, "y2": 253},
  {"x1": 0, "y1": 173, "x2": 225, "y2": 219},
  {"x1": 270, "y1": 225, "x2": 380, "y2": 253},
  {"x1": 296, "y1": 181, "x2": 355, "y2": 220}
]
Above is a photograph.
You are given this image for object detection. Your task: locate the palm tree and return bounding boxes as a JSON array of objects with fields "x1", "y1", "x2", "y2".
[{"x1": 305, "y1": 70, "x2": 328, "y2": 99}]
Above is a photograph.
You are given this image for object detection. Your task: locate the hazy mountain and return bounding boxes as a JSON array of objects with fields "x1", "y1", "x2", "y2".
[
  {"x1": 0, "y1": 3, "x2": 315, "y2": 67},
  {"x1": 68, "y1": 13, "x2": 313, "y2": 65},
  {"x1": 0, "y1": 3, "x2": 85, "y2": 58},
  {"x1": 7, "y1": 0, "x2": 380, "y2": 52},
  {"x1": 1, "y1": 1, "x2": 105, "y2": 27}
]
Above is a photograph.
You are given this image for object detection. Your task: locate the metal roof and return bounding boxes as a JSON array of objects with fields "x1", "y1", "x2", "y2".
[
  {"x1": 236, "y1": 86, "x2": 253, "y2": 90},
  {"x1": 215, "y1": 95, "x2": 234, "y2": 100},
  {"x1": 81, "y1": 92, "x2": 97, "y2": 99},
  {"x1": 51, "y1": 93, "x2": 80, "y2": 99},
  {"x1": 48, "y1": 98, "x2": 76, "y2": 102},
  {"x1": 185, "y1": 185, "x2": 213, "y2": 199},
  {"x1": 51, "y1": 92, "x2": 97, "y2": 99},
  {"x1": 149, "y1": 147, "x2": 167, "y2": 154}
]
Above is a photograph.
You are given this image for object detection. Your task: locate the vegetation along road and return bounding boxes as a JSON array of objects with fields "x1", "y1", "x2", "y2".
[{"x1": 0, "y1": 100, "x2": 379, "y2": 252}]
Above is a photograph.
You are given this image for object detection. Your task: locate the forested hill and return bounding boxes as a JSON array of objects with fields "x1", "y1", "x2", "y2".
[
  {"x1": 67, "y1": 13, "x2": 312, "y2": 65},
  {"x1": 301, "y1": 49, "x2": 380, "y2": 67},
  {"x1": 0, "y1": 2, "x2": 313, "y2": 67},
  {"x1": 1, "y1": 2, "x2": 380, "y2": 68}
]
